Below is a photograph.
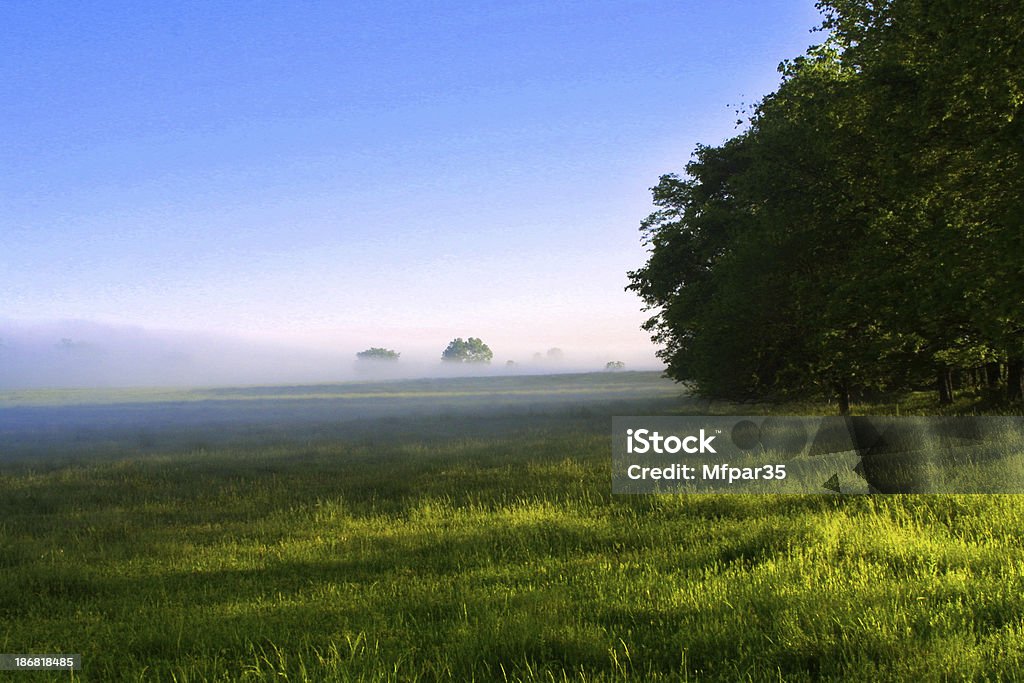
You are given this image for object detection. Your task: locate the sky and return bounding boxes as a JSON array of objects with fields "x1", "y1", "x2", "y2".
[{"x1": 1, "y1": 1, "x2": 826, "y2": 387}]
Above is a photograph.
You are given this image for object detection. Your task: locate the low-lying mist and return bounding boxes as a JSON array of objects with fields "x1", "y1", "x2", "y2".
[{"x1": 0, "y1": 320, "x2": 662, "y2": 390}]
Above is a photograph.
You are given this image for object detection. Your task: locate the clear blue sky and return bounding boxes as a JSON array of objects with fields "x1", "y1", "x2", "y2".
[{"x1": 3, "y1": 1, "x2": 824, "y2": 369}]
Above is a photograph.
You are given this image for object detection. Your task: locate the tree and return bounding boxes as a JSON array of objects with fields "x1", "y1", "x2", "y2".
[
  {"x1": 628, "y1": 0, "x2": 1024, "y2": 410},
  {"x1": 441, "y1": 337, "x2": 493, "y2": 364},
  {"x1": 817, "y1": 0, "x2": 1024, "y2": 403},
  {"x1": 356, "y1": 347, "x2": 400, "y2": 361},
  {"x1": 605, "y1": 361, "x2": 625, "y2": 371}
]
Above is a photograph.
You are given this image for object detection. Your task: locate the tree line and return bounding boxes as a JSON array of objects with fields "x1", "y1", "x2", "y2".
[
  {"x1": 356, "y1": 341, "x2": 627, "y2": 370},
  {"x1": 628, "y1": 0, "x2": 1023, "y2": 412},
  {"x1": 356, "y1": 338, "x2": 494, "y2": 364}
]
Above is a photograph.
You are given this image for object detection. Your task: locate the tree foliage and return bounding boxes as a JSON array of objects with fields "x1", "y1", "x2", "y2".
[
  {"x1": 441, "y1": 337, "x2": 493, "y2": 364},
  {"x1": 628, "y1": 0, "x2": 1024, "y2": 410},
  {"x1": 356, "y1": 347, "x2": 400, "y2": 361}
]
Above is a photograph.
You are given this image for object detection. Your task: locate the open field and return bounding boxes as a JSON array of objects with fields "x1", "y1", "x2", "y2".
[{"x1": 2, "y1": 372, "x2": 1023, "y2": 681}]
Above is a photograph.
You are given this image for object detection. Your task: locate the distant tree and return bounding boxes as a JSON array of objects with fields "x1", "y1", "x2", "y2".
[
  {"x1": 356, "y1": 347, "x2": 400, "y2": 361},
  {"x1": 441, "y1": 337, "x2": 493, "y2": 364},
  {"x1": 506, "y1": 360, "x2": 517, "y2": 367},
  {"x1": 532, "y1": 352, "x2": 544, "y2": 363},
  {"x1": 546, "y1": 348, "x2": 564, "y2": 361},
  {"x1": 605, "y1": 361, "x2": 625, "y2": 371}
]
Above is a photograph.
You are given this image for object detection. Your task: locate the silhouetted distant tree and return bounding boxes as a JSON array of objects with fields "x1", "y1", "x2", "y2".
[
  {"x1": 356, "y1": 347, "x2": 400, "y2": 361},
  {"x1": 441, "y1": 337, "x2": 493, "y2": 363}
]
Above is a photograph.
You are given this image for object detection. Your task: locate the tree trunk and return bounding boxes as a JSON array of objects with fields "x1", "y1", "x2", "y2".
[
  {"x1": 986, "y1": 362, "x2": 1001, "y2": 389},
  {"x1": 836, "y1": 380, "x2": 850, "y2": 415},
  {"x1": 1008, "y1": 358, "x2": 1023, "y2": 402},
  {"x1": 937, "y1": 367, "x2": 953, "y2": 404}
]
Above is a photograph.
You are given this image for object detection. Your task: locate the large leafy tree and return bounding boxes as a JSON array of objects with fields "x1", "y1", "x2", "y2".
[
  {"x1": 629, "y1": 0, "x2": 1023, "y2": 410},
  {"x1": 441, "y1": 337, "x2": 493, "y2": 364},
  {"x1": 820, "y1": 0, "x2": 1024, "y2": 400},
  {"x1": 628, "y1": 46, "x2": 880, "y2": 407}
]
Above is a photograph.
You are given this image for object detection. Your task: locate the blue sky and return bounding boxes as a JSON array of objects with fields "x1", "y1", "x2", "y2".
[{"x1": 2, "y1": 1, "x2": 824, "y2": 379}]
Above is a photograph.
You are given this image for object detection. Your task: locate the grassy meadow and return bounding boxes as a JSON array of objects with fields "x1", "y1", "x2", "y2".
[{"x1": 1, "y1": 372, "x2": 1023, "y2": 681}]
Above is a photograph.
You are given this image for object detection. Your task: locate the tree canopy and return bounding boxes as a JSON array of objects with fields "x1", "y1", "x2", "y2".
[
  {"x1": 441, "y1": 337, "x2": 493, "y2": 364},
  {"x1": 628, "y1": 0, "x2": 1024, "y2": 411},
  {"x1": 356, "y1": 347, "x2": 400, "y2": 361}
]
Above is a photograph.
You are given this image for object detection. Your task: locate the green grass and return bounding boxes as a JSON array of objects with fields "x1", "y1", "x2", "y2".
[{"x1": 1, "y1": 373, "x2": 1023, "y2": 681}]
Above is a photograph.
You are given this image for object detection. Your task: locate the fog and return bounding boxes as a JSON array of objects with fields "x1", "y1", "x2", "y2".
[{"x1": 0, "y1": 319, "x2": 663, "y2": 390}]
